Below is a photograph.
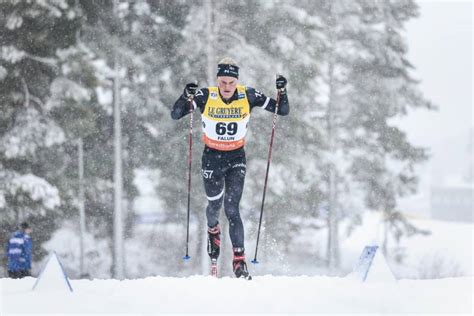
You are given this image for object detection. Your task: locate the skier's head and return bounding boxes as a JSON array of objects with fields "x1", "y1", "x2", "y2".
[
  {"x1": 217, "y1": 57, "x2": 239, "y2": 100},
  {"x1": 19, "y1": 222, "x2": 32, "y2": 234}
]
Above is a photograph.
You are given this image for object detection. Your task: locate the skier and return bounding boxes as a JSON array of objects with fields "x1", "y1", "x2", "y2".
[
  {"x1": 6, "y1": 222, "x2": 33, "y2": 279},
  {"x1": 171, "y1": 57, "x2": 289, "y2": 278}
]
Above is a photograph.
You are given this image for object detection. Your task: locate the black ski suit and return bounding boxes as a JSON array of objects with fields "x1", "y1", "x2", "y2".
[{"x1": 171, "y1": 86, "x2": 289, "y2": 248}]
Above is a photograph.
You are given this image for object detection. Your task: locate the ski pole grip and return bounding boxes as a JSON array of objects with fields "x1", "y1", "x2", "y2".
[
  {"x1": 187, "y1": 80, "x2": 198, "y2": 103},
  {"x1": 275, "y1": 74, "x2": 286, "y2": 93}
]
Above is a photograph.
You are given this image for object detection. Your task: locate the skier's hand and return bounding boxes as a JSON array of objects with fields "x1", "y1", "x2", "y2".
[
  {"x1": 184, "y1": 82, "x2": 198, "y2": 98},
  {"x1": 276, "y1": 75, "x2": 287, "y2": 92}
]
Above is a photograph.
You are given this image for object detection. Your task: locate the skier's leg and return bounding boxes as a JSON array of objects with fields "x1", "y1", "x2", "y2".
[
  {"x1": 224, "y1": 162, "x2": 246, "y2": 248},
  {"x1": 224, "y1": 160, "x2": 250, "y2": 279},
  {"x1": 202, "y1": 151, "x2": 225, "y2": 227},
  {"x1": 202, "y1": 155, "x2": 224, "y2": 260},
  {"x1": 203, "y1": 175, "x2": 224, "y2": 228},
  {"x1": 204, "y1": 178, "x2": 224, "y2": 260}
]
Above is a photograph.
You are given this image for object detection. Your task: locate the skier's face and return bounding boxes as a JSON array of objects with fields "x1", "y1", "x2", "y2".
[{"x1": 217, "y1": 76, "x2": 238, "y2": 100}]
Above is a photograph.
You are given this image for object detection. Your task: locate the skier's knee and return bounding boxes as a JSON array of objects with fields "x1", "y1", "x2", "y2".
[{"x1": 225, "y1": 206, "x2": 241, "y2": 222}]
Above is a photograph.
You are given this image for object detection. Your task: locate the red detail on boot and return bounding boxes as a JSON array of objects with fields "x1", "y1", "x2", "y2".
[
  {"x1": 233, "y1": 255, "x2": 245, "y2": 261},
  {"x1": 208, "y1": 224, "x2": 221, "y2": 235}
]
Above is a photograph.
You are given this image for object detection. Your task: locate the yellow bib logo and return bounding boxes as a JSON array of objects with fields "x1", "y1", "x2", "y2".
[{"x1": 202, "y1": 85, "x2": 250, "y2": 151}]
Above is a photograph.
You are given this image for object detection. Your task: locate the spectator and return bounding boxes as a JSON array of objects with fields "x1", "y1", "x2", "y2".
[{"x1": 6, "y1": 222, "x2": 32, "y2": 279}]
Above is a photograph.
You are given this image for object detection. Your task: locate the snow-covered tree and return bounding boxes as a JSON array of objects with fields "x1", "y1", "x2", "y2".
[
  {"x1": 0, "y1": 0, "x2": 83, "y2": 270},
  {"x1": 305, "y1": 0, "x2": 433, "y2": 266},
  {"x1": 0, "y1": 0, "x2": 434, "y2": 278},
  {"x1": 70, "y1": 0, "x2": 192, "y2": 277}
]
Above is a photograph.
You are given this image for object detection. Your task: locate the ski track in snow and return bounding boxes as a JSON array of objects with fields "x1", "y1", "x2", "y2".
[{"x1": 1, "y1": 275, "x2": 472, "y2": 314}]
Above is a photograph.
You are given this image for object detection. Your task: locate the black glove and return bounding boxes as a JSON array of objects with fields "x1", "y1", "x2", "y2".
[
  {"x1": 276, "y1": 75, "x2": 287, "y2": 91},
  {"x1": 183, "y1": 82, "x2": 198, "y2": 98}
]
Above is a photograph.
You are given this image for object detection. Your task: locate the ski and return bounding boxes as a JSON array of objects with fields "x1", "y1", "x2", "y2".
[
  {"x1": 210, "y1": 258, "x2": 218, "y2": 277},
  {"x1": 239, "y1": 274, "x2": 252, "y2": 280}
]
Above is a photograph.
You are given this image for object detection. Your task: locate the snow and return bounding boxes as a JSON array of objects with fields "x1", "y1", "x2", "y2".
[
  {"x1": 1, "y1": 275, "x2": 472, "y2": 314},
  {"x1": 1, "y1": 46, "x2": 25, "y2": 63},
  {"x1": 287, "y1": 211, "x2": 473, "y2": 281},
  {"x1": 132, "y1": 169, "x2": 164, "y2": 215},
  {"x1": 48, "y1": 77, "x2": 91, "y2": 108},
  {"x1": 2, "y1": 172, "x2": 60, "y2": 211},
  {"x1": 5, "y1": 13, "x2": 23, "y2": 30},
  {"x1": 13, "y1": 175, "x2": 60, "y2": 210},
  {"x1": 2, "y1": 213, "x2": 472, "y2": 314},
  {"x1": 1, "y1": 108, "x2": 65, "y2": 158}
]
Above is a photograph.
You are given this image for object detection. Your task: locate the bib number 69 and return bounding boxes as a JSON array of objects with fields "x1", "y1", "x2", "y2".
[{"x1": 216, "y1": 122, "x2": 237, "y2": 136}]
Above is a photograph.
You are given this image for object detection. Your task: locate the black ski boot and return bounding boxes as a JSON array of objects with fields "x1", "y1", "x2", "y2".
[
  {"x1": 232, "y1": 247, "x2": 252, "y2": 280},
  {"x1": 207, "y1": 224, "x2": 221, "y2": 277}
]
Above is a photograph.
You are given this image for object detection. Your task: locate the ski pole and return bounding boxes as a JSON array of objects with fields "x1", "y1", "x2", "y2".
[
  {"x1": 252, "y1": 75, "x2": 283, "y2": 264},
  {"x1": 183, "y1": 92, "x2": 195, "y2": 261}
]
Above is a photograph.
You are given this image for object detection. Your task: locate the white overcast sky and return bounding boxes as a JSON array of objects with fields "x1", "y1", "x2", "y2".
[{"x1": 398, "y1": 0, "x2": 472, "y2": 213}]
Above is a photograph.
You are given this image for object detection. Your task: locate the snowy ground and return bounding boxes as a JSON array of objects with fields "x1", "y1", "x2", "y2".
[
  {"x1": 2, "y1": 215, "x2": 472, "y2": 315},
  {"x1": 340, "y1": 214, "x2": 473, "y2": 278},
  {"x1": 1, "y1": 274, "x2": 473, "y2": 315}
]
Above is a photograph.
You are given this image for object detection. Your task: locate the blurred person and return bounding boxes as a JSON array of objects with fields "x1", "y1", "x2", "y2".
[{"x1": 6, "y1": 222, "x2": 33, "y2": 278}]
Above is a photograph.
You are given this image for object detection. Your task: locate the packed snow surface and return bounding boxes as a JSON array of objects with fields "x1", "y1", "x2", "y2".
[{"x1": 1, "y1": 275, "x2": 472, "y2": 314}]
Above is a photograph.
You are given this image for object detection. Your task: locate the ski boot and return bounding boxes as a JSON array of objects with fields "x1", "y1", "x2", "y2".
[
  {"x1": 207, "y1": 224, "x2": 221, "y2": 277},
  {"x1": 233, "y1": 247, "x2": 252, "y2": 280}
]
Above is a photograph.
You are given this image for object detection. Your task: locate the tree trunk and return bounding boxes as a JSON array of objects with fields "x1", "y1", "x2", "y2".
[
  {"x1": 112, "y1": 0, "x2": 124, "y2": 277},
  {"x1": 205, "y1": 0, "x2": 216, "y2": 86},
  {"x1": 78, "y1": 138, "x2": 86, "y2": 278},
  {"x1": 325, "y1": 42, "x2": 340, "y2": 269}
]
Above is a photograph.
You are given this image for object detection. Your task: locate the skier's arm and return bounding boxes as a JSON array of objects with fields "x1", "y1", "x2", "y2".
[
  {"x1": 171, "y1": 85, "x2": 208, "y2": 120},
  {"x1": 23, "y1": 236, "x2": 32, "y2": 270},
  {"x1": 5, "y1": 238, "x2": 9, "y2": 260},
  {"x1": 247, "y1": 87, "x2": 289, "y2": 116}
]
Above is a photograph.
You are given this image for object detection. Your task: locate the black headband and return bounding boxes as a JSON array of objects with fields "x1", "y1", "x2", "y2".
[{"x1": 217, "y1": 64, "x2": 239, "y2": 78}]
